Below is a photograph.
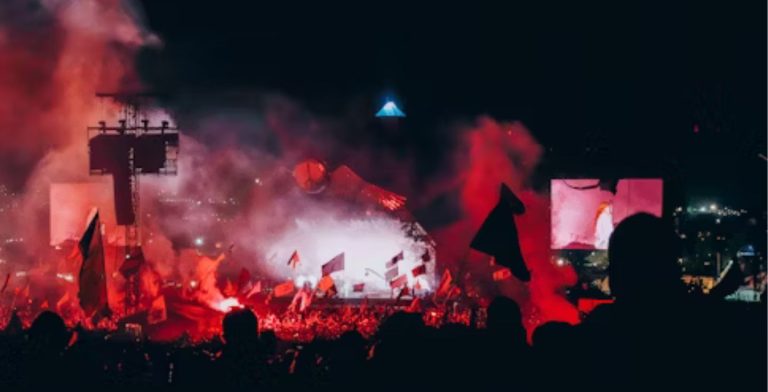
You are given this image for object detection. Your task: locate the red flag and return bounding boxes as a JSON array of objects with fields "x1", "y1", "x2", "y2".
[
  {"x1": 77, "y1": 209, "x2": 109, "y2": 316},
  {"x1": 148, "y1": 295, "x2": 167, "y2": 325},
  {"x1": 56, "y1": 291, "x2": 71, "y2": 313},
  {"x1": 492, "y1": 268, "x2": 512, "y2": 281},
  {"x1": 321, "y1": 253, "x2": 345, "y2": 276},
  {"x1": 396, "y1": 285, "x2": 410, "y2": 300},
  {"x1": 274, "y1": 281, "x2": 295, "y2": 297},
  {"x1": 406, "y1": 297, "x2": 422, "y2": 313},
  {"x1": 0, "y1": 273, "x2": 9, "y2": 293},
  {"x1": 435, "y1": 270, "x2": 453, "y2": 298},
  {"x1": 353, "y1": 283, "x2": 365, "y2": 292},
  {"x1": 244, "y1": 281, "x2": 262, "y2": 298},
  {"x1": 390, "y1": 274, "x2": 408, "y2": 289},
  {"x1": 385, "y1": 266, "x2": 399, "y2": 281},
  {"x1": 411, "y1": 264, "x2": 427, "y2": 277},
  {"x1": 318, "y1": 275, "x2": 335, "y2": 292},
  {"x1": 385, "y1": 251, "x2": 404, "y2": 269},
  {"x1": 287, "y1": 250, "x2": 300, "y2": 270},
  {"x1": 236, "y1": 268, "x2": 251, "y2": 293},
  {"x1": 447, "y1": 285, "x2": 462, "y2": 300}
]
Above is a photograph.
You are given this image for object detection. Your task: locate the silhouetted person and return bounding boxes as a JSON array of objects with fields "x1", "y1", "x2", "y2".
[
  {"x1": 3, "y1": 310, "x2": 23, "y2": 335},
  {"x1": 607, "y1": 213, "x2": 686, "y2": 306},
  {"x1": 370, "y1": 312, "x2": 429, "y2": 389},
  {"x1": 218, "y1": 307, "x2": 266, "y2": 389},
  {"x1": 531, "y1": 322, "x2": 577, "y2": 391},
  {"x1": 580, "y1": 213, "x2": 766, "y2": 392},
  {"x1": 21, "y1": 311, "x2": 71, "y2": 389},
  {"x1": 327, "y1": 330, "x2": 368, "y2": 390},
  {"x1": 480, "y1": 296, "x2": 531, "y2": 390}
]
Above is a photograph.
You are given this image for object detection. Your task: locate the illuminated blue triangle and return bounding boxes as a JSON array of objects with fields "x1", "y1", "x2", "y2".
[{"x1": 375, "y1": 101, "x2": 406, "y2": 118}]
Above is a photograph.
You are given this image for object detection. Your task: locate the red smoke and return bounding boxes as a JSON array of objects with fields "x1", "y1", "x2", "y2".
[{"x1": 432, "y1": 117, "x2": 579, "y2": 334}]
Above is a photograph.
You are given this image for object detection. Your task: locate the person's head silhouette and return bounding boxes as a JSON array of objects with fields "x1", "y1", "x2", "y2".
[
  {"x1": 608, "y1": 213, "x2": 685, "y2": 303},
  {"x1": 27, "y1": 311, "x2": 70, "y2": 353},
  {"x1": 222, "y1": 307, "x2": 259, "y2": 347},
  {"x1": 486, "y1": 296, "x2": 526, "y2": 344}
]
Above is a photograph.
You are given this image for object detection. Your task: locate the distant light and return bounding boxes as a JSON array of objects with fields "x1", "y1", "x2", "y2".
[
  {"x1": 194, "y1": 237, "x2": 204, "y2": 246},
  {"x1": 709, "y1": 204, "x2": 717, "y2": 211},
  {"x1": 556, "y1": 258, "x2": 566, "y2": 267},
  {"x1": 375, "y1": 101, "x2": 406, "y2": 118},
  {"x1": 698, "y1": 206, "x2": 706, "y2": 212},
  {"x1": 213, "y1": 297, "x2": 243, "y2": 313},
  {"x1": 56, "y1": 273, "x2": 74, "y2": 283},
  {"x1": 715, "y1": 218, "x2": 721, "y2": 224},
  {"x1": 189, "y1": 280, "x2": 198, "y2": 288}
]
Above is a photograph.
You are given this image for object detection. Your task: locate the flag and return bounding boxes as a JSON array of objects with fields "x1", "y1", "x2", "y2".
[
  {"x1": 492, "y1": 268, "x2": 513, "y2": 281},
  {"x1": 0, "y1": 273, "x2": 9, "y2": 293},
  {"x1": 326, "y1": 284, "x2": 338, "y2": 298},
  {"x1": 406, "y1": 297, "x2": 422, "y2": 313},
  {"x1": 385, "y1": 266, "x2": 399, "y2": 281},
  {"x1": 390, "y1": 274, "x2": 408, "y2": 289},
  {"x1": 447, "y1": 285, "x2": 462, "y2": 300},
  {"x1": 385, "y1": 251, "x2": 404, "y2": 269},
  {"x1": 244, "y1": 281, "x2": 262, "y2": 298},
  {"x1": 411, "y1": 264, "x2": 427, "y2": 277},
  {"x1": 318, "y1": 275, "x2": 335, "y2": 292},
  {"x1": 77, "y1": 209, "x2": 109, "y2": 316},
  {"x1": 414, "y1": 279, "x2": 422, "y2": 291},
  {"x1": 287, "y1": 250, "x2": 300, "y2": 270},
  {"x1": 56, "y1": 291, "x2": 71, "y2": 313},
  {"x1": 435, "y1": 270, "x2": 453, "y2": 297},
  {"x1": 274, "y1": 281, "x2": 295, "y2": 297},
  {"x1": 236, "y1": 268, "x2": 251, "y2": 293},
  {"x1": 353, "y1": 283, "x2": 365, "y2": 292},
  {"x1": 396, "y1": 285, "x2": 410, "y2": 300},
  {"x1": 148, "y1": 295, "x2": 167, "y2": 325},
  {"x1": 321, "y1": 253, "x2": 345, "y2": 276},
  {"x1": 470, "y1": 184, "x2": 530, "y2": 282}
]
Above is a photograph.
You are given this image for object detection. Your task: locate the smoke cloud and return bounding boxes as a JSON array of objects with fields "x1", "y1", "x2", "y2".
[{"x1": 0, "y1": 0, "x2": 577, "y2": 329}]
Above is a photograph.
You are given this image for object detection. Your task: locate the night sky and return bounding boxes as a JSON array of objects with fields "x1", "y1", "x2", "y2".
[{"x1": 137, "y1": 1, "x2": 766, "y2": 210}]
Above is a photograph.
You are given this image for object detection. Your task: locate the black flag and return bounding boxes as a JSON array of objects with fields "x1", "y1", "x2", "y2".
[{"x1": 470, "y1": 184, "x2": 530, "y2": 282}]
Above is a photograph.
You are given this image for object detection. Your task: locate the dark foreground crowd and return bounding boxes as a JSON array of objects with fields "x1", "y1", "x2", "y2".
[{"x1": 0, "y1": 214, "x2": 765, "y2": 391}]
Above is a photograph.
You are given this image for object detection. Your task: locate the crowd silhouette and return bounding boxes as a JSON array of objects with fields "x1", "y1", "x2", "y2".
[{"x1": 0, "y1": 213, "x2": 764, "y2": 391}]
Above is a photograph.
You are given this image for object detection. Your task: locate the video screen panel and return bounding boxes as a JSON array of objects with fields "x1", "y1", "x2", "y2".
[{"x1": 551, "y1": 179, "x2": 663, "y2": 250}]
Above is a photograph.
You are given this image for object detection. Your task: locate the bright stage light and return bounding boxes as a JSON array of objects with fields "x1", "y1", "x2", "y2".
[
  {"x1": 264, "y1": 215, "x2": 434, "y2": 298},
  {"x1": 194, "y1": 237, "x2": 204, "y2": 246}
]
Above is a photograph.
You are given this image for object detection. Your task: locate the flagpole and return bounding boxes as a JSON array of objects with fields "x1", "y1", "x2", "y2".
[{"x1": 364, "y1": 268, "x2": 386, "y2": 282}]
